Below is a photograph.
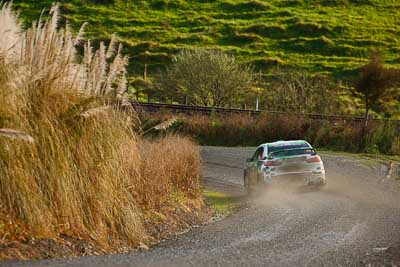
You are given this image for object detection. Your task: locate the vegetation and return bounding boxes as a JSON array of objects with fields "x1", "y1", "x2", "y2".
[
  {"x1": 12, "y1": 0, "x2": 400, "y2": 77},
  {"x1": 318, "y1": 150, "x2": 400, "y2": 165},
  {"x1": 11, "y1": 0, "x2": 400, "y2": 118},
  {"x1": 0, "y1": 3, "x2": 206, "y2": 259},
  {"x1": 141, "y1": 112, "x2": 400, "y2": 155},
  {"x1": 353, "y1": 51, "x2": 400, "y2": 149},
  {"x1": 354, "y1": 51, "x2": 400, "y2": 122},
  {"x1": 160, "y1": 49, "x2": 255, "y2": 107},
  {"x1": 263, "y1": 70, "x2": 342, "y2": 113},
  {"x1": 0, "y1": 1, "x2": 398, "y2": 260},
  {"x1": 203, "y1": 190, "x2": 242, "y2": 215}
]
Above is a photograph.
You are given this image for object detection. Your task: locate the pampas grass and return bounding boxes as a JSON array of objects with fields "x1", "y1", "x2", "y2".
[
  {"x1": 0, "y1": 129, "x2": 34, "y2": 143},
  {"x1": 0, "y1": 2, "x2": 202, "y2": 254},
  {"x1": 153, "y1": 117, "x2": 177, "y2": 130},
  {"x1": 0, "y1": 2, "x2": 144, "y2": 248}
]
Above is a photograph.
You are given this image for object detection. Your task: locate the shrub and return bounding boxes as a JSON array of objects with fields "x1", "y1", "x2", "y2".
[
  {"x1": 367, "y1": 122, "x2": 399, "y2": 154},
  {"x1": 391, "y1": 137, "x2": 400, "y2": 156}
]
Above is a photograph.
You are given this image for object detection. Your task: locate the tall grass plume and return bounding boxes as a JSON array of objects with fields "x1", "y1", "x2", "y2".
[{"x1": 0, "y1": 2, "x2": 203, "y2": 258}]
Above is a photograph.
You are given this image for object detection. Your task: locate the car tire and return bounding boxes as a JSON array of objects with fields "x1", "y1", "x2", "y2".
[
  {"x1": 318, "y1": 179, "x2": 327, "y2": 186},
  {"x1": 243, "y1": 171, "x2": 249, "y2": 191},
  {"x1": 307, "y1": 178, "x2": 326, "y2": 187},
  {"x1": 243, "y1": 172, "x2": 254, "y2": 195}
]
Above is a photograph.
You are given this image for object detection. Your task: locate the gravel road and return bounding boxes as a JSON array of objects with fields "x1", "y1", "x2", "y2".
[{"x1": 3, "y1": 147, "x2": 400, "y2": 267}]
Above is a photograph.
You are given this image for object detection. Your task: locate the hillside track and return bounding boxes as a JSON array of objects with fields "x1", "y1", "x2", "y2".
[{"x1": 3, "y1": 147, "x2": 400, "y2": 266}]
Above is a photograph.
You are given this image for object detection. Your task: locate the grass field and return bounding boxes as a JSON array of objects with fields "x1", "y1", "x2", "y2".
[
  {"x1": 203, "y1": 190, "x2": 243, "y2": 215},
  {"x1": 12, "y1": 0, "x2": 400, "y2": 79}
]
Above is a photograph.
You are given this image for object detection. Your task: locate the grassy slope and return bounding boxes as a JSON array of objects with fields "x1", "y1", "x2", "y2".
[{"x1": 13, "y1": 0, "x2": 400, "y2": 79}]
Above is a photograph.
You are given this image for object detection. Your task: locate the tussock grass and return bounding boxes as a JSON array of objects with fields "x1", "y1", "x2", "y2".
[{"x1": 0, "y1": 3, "x2": 203, "y2": 256}]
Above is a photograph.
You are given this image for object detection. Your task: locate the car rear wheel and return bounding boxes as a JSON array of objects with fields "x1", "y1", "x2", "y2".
[
  {"x1": 243, "y1": 171, "x2": 254, "y2": 195},
  {"x1": 307, "y1": 178, "x2": 326, "y2": 186},
  {"x1": 243, "y1": 171, "x2": 249, "y2": 189}
]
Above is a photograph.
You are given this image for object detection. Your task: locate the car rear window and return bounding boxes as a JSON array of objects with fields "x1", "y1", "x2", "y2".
[
  {"x1": 268, "y1": 143, "x2": 310, "y2": 153},
  {"x1": 271, "y1": 148, "x2": 315, "y2": 158}
]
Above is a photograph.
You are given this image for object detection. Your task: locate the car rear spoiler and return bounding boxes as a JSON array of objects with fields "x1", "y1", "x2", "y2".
[{"x1": 268, "y1": 148, "x2": 317, "y2": 159}]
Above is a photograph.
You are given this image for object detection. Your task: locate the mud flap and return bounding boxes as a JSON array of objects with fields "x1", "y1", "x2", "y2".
[
  {"x1": 306, "y1": 175, "x2": 326, "y2": 186},
  {"x1": 245, "y1": 173, "x2": 265, "y2": 195},
  {"x1": 247, "y1": 172, "x2": 258, "y2": 186}
]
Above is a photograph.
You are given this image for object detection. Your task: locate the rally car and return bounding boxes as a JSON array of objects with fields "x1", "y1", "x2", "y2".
[{"x1": 243, "y1": 140, "x2": 326, "y2": 192}]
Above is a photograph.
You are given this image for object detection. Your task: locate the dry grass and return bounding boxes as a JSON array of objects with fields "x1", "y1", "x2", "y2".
[
  {"x1": 141, "y1": 111, "x2": 400, "y2": 154},
  {"x1": 138, "y1": 135, "x2": 201, "y2": 209},
  {"x1": 0, "y1": 2, "x2": 203, "y2": 258}
]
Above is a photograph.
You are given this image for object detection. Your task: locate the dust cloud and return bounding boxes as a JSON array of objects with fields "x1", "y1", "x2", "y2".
[{"x1": 249, "y1": 171, "x2": 399, "y2": 210}]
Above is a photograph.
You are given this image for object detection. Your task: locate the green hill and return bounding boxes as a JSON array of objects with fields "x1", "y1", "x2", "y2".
[{"x1": 13, "y1": 0, "x2": 400, "y2": 79}]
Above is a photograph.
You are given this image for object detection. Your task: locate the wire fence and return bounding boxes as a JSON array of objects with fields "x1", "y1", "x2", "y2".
[{"x1": 131, "y1": 101, "x2": 400, "y2": 124}]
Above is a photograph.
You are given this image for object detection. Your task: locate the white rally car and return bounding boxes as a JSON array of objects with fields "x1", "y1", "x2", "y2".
[{"x1": 244, "y1": 140, "x2": 326, "y2": 192}]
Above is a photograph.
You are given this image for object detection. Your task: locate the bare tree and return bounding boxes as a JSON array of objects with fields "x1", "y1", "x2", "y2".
[
  {"x1": 264, "y1": 69, "x2": 340, "y2": 114},
  {"x1": 161, "y1": 49, "x2": 255, "y2": 107}
]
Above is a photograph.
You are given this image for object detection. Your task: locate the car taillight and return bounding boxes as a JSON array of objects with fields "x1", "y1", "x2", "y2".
[
  {"x1": 307, "y1": 156, "x2": 321, "y2": 163},
  {"x1": 264, "y1": 160, "x2": 282, "y2": 167}
]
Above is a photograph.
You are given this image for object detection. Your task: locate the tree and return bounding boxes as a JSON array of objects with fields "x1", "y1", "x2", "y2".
[
  {"x1": 264, "y1": 69, "x2": 340, "y2": 114},
  {"x1": 355, "y1": 51, "x2": 399, "y2": 124},
  {"x1": 161, "y1": 49, "x2": 255, "y2": 107},
  {"x1": 354, "y1": 51, "x2": 400, "y2": 151}
]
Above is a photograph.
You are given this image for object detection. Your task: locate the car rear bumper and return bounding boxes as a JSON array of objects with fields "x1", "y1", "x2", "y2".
[{"x1": 263, "y1": 170, "x2": 326, "y2": 185}]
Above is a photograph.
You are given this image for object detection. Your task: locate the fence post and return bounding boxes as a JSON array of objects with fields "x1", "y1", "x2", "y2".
[{"x1": 256, "y1": 97, "x2": 259, "y2": 111}]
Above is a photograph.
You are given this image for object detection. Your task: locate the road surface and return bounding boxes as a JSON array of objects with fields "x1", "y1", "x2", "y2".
[{"x1": 3, "y1": 147, "x2": 400, "y2": 266}]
